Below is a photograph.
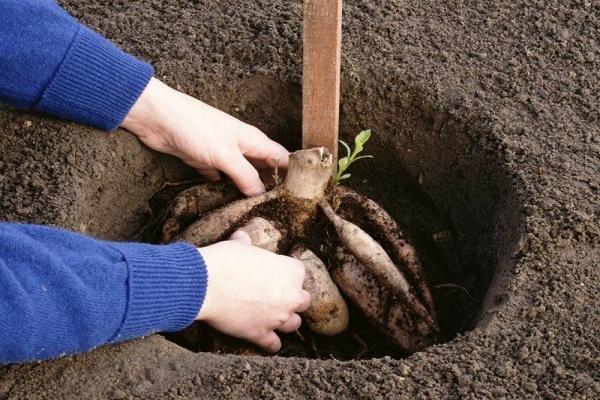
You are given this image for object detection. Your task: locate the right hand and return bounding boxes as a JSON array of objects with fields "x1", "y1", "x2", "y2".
[{"x1": 196, "y1": 230, "x2": 311, "y2": 352}]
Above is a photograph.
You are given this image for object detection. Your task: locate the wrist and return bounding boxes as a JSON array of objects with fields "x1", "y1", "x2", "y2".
[
  {"x1": 107, "y1": 241, "x2": 208, "y2": 341},
  {"x1": 121, "y1": 77, "x2": 170, "y2": 139},
  {"x1": 195, "y1": 246, "x2": 217, "y2": 322}
]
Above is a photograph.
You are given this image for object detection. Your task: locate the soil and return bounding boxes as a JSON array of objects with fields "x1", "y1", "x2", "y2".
[{"x1": 1, "y1": 0, "x2": 599, "y2": 399}]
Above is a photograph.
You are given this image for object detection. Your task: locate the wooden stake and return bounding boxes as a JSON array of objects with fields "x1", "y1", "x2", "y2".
[{"x1": 302, "y1": 0, "x2": 343, "y2": 163}]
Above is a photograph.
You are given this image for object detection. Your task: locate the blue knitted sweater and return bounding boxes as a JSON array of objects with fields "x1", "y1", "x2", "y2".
[{"x1": 0, "y1": 1, "x2": 208, "y2": 363}]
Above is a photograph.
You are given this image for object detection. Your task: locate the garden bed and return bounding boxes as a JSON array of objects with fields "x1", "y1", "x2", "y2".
[{"x1": 0, "y1": 0, "x2": 597, "y2": 399}]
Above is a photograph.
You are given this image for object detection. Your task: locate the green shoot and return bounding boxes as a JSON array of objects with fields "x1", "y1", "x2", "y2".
[
  {"x1": 333, "y1": 130, "x2": 373, "y2": 185},
  {"x1": 272, "y1": 158, "x2": 282, "y2": 186}
]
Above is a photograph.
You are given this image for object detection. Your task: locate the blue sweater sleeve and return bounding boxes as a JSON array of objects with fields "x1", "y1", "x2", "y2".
[
  {"x1": 0, "y1": 0, "x2": 153, "y2": 130},
  {"x1": 0, "y1": 224, "x2": 207, "y2": 364}
]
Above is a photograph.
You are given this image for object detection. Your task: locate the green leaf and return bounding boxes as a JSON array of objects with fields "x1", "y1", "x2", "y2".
[
  {"x1": 338, "y1": 157, "x2": 349, "y2": 173},
  {"x1": 333, "y1": 129, "x2": 374, "y2": 185},
  {"x1": 354, "y1": 129, "x2": 371, "y2": 152},
  {"x1": 339, "y1": 140, "x2": 352, "y2": 158}
]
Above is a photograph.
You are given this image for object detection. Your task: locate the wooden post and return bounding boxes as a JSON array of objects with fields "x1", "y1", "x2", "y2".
[{"x1": 302, "y1": 0, "x2": 343, "y2": 163}]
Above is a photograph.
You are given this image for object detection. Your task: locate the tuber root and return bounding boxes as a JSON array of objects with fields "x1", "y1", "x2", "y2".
[
  {"x1": 238, "y1": 217, "x2": 284, "y2": 253},
  {"x1": 177, "y1": 189, "x2": 280, "y2": 247},
  {"x1": 290, "y1": 246, "x2": 349, "y2": 336},
  {"x1": 320, "y1": 199, "x2": 437, "y2": 332},
  {"x1": 332, "y1": 247, "x2": 435, "y2": 352},
  {"x1": 331, "y1": 185, "x2": 437, "y2": 319},
  {"x1": 161, "y1": 181, "x2": 241, "y2": 243}
]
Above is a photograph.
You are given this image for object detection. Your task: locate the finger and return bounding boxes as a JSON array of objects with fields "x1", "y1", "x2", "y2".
[
  {"x1": 229, "y1": 230, "x2": 252, "y2": 245},
  {"x1": 218, "y1": 153, "x2": 266, "y2": 196},
  {"x1": 255, "y1": 331, "x2": 281, "y2": 353},
  {"x1": 277, "y1": 313, "x2": 302, "y2": 333},
  {"x1": 295, "y1": 290, "x2": 312, "y2": 313},
  {"x1": 240, "y1": 133, "x2": 290, "y2": 169},
  {"x1": 197, "y1": 168, "x2": 221, "y2": 182}
]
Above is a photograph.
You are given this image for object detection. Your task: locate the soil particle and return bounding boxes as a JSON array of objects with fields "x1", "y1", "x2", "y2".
[
  {"x1": 111, "y1": 389, "x2": 126, "y2": 400},
  {"x1": 1, "y1": 0, "x2": 599, "y2": 399}
]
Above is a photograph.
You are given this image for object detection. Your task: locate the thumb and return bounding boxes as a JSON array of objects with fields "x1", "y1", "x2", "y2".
[
  {"x1": 229, "y1": 230, "x2": 252, "y2": 245},
  {"x1": 219, "y1": 153, "x2": 266, "y2": 196}
]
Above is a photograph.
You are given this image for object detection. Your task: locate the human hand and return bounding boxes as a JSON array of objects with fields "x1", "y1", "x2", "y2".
[
  {"x1": 196, "y1": 230, "x2": 311, "y2": 353},
  {"x1": 121, "y1": 78, "x2": 289, "y2": 196}
]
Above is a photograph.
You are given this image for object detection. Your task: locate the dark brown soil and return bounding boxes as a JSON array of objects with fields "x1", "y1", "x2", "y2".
[{"x1": 1, "y1": 0, "x2": 599, "y2": 399}]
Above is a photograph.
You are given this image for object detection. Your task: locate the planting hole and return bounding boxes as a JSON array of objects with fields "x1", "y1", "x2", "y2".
[{"x1": 131, "y1": 75, "x2": 521, "y2": 360}]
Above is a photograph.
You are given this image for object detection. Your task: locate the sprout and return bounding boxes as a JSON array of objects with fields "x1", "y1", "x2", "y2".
[
  {"x1": 334, "y1": 129, "x2": 373, "y2": 185},
  {"x1": 272, "y1": 158, "x2": 282, "y2": 186}
]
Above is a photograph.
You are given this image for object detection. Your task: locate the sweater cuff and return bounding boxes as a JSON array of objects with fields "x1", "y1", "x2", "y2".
[
  {"x1": 107, "y1": 241, "x2": 207, "y2": 342},
  {"x1": 35, "y1": 25, "x2": 154, "y2": 131}
]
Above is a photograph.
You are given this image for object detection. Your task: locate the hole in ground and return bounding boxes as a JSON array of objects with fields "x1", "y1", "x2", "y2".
[
  {"x1": 143, "y1": 174, "x2": 467, "y2": 360},
  {"x1": 133, "y1": 74, "x2": 523, "y2": 361}
]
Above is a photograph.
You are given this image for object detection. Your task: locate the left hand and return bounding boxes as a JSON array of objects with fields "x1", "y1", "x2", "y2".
[{"x1": 121, "y1": 77, "x2": 289, "y2": 196}]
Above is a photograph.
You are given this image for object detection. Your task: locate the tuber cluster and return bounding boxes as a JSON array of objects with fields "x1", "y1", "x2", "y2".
[{"x1": 161, "y1": 148, "x2": 438, "y2": 354}]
